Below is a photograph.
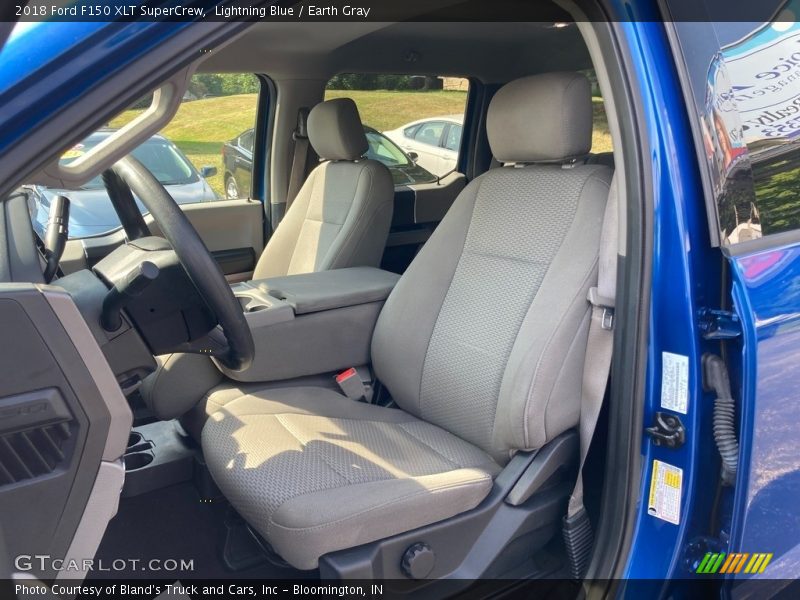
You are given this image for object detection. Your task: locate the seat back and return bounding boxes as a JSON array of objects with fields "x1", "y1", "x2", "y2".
[
  {"x1": 372, "y1": 73, "x2": 613, "y2": 463},
  {"x1": 252, "y1": 98, "x2": 394, "y2": 279}
]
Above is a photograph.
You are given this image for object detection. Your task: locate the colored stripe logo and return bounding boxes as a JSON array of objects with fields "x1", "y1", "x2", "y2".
[{"x1": 696, "y1": 552, "x2": 773, "y2": 574}]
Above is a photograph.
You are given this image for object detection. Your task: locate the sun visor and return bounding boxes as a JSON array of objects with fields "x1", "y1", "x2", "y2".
[{"x1": 33, "y1": 65, "x2": 195, "y2": 189}]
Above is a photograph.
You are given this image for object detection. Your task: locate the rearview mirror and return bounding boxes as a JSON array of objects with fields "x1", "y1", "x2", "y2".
[
  {"x1": 200, "y1": 165, "x2": 218, "y2": 178},
  {"x1": 407, "y1": 151, "x2": 419, "y2": 163}
]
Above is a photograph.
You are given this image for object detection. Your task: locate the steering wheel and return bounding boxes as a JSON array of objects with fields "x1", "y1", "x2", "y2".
[{"x1": 101, "y1": 156, "x2": 254, "y2": 372}]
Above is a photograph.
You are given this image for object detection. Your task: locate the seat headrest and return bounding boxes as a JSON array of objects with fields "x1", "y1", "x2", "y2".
[
  {"x1": 307, "y1": 98, "x2": 368, "y2": 161},
  {"x1": 487, "y1": 72, "x2": 592, "y2": 164}
]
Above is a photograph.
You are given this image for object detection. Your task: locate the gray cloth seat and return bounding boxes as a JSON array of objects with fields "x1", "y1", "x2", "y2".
[
  {"x1": 141, "y1": 98, "x2": 393, "y2": 420},
  {"x1": 202, "y1": 386, "x2": 500, "y2": 570},
  {"x1": 202, "y1": 71, "x2": 614, "y2": 570},
  {"x1": 252, "y1": 97, "x2": 394, "y2": 279}
]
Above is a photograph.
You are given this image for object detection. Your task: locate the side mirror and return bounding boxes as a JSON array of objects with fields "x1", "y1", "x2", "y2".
[
  {"x1": 200, "y1": 165, "x2": 218, "y2": 178},
  {"x1": 407, "y1": 152, "x2": 419, "y2": 164}
]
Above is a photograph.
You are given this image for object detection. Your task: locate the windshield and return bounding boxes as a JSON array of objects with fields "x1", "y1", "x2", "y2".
[
  {"x1": 365, "y1": 131, "x2": 412, "y2": 167},
  {"x1": 59, "y1": 137, "x2": 198, "y2": 189},
  {"x1": 364, "y1": 129, "x2": 438, "y2": 185}
]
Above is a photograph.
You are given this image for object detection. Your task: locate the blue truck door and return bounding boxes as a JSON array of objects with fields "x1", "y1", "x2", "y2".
[{"x1": 668, "y1": 5, "x2": 800, "y2": 588}]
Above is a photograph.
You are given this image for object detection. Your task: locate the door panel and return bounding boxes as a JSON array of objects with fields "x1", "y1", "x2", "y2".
[
  {"x1": 60, "y1": 198, "x2": 264, "y2": 279},
  {"x1": 0, "y1": 285, "x2": 131, "y2": 582},
  {"x1": 727, "y1": 243, "x2": 800, "y2": 583},
  {"x1": 145, "y1": 198, "x2": 263, "y2": 279}
]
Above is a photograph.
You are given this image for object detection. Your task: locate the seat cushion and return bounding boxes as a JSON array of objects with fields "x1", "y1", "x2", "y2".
[{"x1": 202, "y1": 386, "x2": 500, "y2": 570}]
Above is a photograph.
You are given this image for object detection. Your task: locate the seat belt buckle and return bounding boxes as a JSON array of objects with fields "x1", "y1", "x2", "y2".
[
  {"x1": 587, "y1": 287, "x2": 615, "y2": 331},
  {"x1": 335, "y1": 368, "x2": 369, "y2": 401}
]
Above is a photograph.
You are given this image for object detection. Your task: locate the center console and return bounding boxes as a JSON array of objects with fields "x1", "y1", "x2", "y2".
[{"x1": 221, "y1": 266, "x2": 400, "y2": 382}]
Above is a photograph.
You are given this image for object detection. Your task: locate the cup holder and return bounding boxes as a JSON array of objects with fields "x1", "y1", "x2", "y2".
[
  {"x1": 245, "y1": 304, "x2": 268, "y2": 313},
  {"x1": 127, "y1": 432, "x2": 144, "y2": 448},
  {"x1": 237, "y1": 295, "x2": 269, "y2": 313},
  {"x1": 125, "y1": 452, "x2": 154, "y2": 471},
  {"x1": 237, "y1": 296, "x2": 251, "y2": 310}
]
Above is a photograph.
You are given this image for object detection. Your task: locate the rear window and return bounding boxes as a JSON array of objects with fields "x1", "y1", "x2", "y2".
[{"x1": 325, "y1": 74, "x2": 469, "y2": 184}]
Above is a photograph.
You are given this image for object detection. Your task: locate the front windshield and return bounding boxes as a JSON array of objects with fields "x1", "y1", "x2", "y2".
[
  {"x1": 364, "y1": 129, "x2": 437, "y2": 185},
  {"x1": 60, "y1": 137, "x2": 197, "y2": 189},
  {"x1": 365, "y1": 131, "x2": 411, "y2": 167}
]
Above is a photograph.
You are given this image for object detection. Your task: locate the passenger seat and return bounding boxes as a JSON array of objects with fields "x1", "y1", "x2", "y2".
[{"x1": 252, "y1": 97, "x2": 394, "y2": 278}]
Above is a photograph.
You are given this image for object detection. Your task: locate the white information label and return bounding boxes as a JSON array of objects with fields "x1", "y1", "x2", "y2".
[
  {"x1": 648, "y1": 460, "x2": 683, "y2": 525},
  {"x1": 661, "y1": 352, "x2": 689, "y2": 414}
]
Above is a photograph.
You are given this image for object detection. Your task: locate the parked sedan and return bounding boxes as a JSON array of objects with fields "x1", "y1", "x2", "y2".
[
  {"x1": 222, "y1": 126, "x2": 437, "y2": 198},
  {"x1": 383, "y1": 115, "x2": 463, "y2": 176},
  {"x1": 27, "y1": 130, "x2": 218, "y2": 238}
]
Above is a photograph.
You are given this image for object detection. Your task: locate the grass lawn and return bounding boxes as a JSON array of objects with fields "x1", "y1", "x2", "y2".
[
  {"x1": 324, "y1": 89, "x2": 468, "y2": 131},
  {"x1": 111, "y1": 90, "x2": 612, "y2": 196}
]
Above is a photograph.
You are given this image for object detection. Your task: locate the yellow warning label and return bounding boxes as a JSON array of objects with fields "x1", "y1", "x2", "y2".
[{"x1": 647, "y1": 459, "x2": 682, "y2": 525}]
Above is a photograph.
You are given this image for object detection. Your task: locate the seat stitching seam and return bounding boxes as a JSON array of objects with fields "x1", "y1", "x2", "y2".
[
  {"x1": 301, "y1": 216, "x2": 347, "y2": 226},
  {"x1": 268, "y1": 476, "x2": 492, "y2": 534},
  {"x1": 417, "y1": 176, "x2": 485, "y2": 417},
  {"x1": 395, "y1": 423, "x2": 465, "y2": 469},
  {"x1": 273, "y1": 414, "x2": 359, "y2": 484},
  {"x1": 462, "y1": 248, "x2": 552, "y2": 266},
  {"x1": 519, "y1": 173, "x2": 610, "y2": 447},
  {"x1": 285, "y1": 168, "x2": 318, "y2": 271},
  {"x1": 527, "y1": 260, "x2": 598, "y2": 446},
  {"x1": 323, "y1": 165, "x2": 373, "y2": 256},
  {"x1": 266, "y1": 414, "x2": 353, "y2": 539},
  {"x1": 324, "y1": 165, "x2": 378, "y2": 269}
]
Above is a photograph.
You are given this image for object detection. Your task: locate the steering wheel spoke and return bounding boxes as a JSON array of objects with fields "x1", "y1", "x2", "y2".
[
  {"x1": 102, "y1": 167, "x2": 151, "y2": 240},
  {"x1": 103, "y1": 156, "x2": 254, "y2": 372}
]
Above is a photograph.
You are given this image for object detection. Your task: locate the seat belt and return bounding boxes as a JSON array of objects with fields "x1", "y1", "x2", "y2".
[
  {"x1": 286, "y1": 107, "x2": 310, "y2": 211},
  {"x1": 563, "y1": 173, "x2": 618, "y2": 579}
]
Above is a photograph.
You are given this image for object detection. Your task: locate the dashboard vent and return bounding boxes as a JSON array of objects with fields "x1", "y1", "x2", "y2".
[{"x1": 0, "y1": 423, "x2": 72, "y2": 486}]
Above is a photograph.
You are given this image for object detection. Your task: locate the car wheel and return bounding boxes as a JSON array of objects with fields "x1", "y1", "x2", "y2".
[{"x1": 225, "y1": 175, "x2": 239, "y2": 199}]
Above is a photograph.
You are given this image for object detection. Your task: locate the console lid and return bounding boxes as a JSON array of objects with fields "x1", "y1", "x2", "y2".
[{"x1": 251, "y1": 267, "x2": 400, "y2": 315}]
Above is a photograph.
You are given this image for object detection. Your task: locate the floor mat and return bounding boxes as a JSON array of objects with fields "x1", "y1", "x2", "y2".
[{"x1": 92, "y1": 483, "x2": 315, "y2": 580}]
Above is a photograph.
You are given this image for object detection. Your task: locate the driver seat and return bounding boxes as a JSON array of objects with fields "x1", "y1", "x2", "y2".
[{"x1": 202, "y1": 72, "x2": 613, "y2": 571}]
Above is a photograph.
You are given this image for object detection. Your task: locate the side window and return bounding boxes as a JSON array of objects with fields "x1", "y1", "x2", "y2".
[
  {"x1": 581, "y1": 69, "x2": 613, "y2": 157},
  {"x1": 239, "y1": 130, "x2": 255, "y2": 154},
  {"x1": 325, "y1": 74, "x2": 469, "y2": 181},
  {"x1": 444, "y1": 124, "x2": 462, "y2": 152},
  {"x1": 403, "y1": 124, "x2": 421, "y2": 138},
  {"x1": 365, "y1": 130, "x2": 408, "y2": 165},
  {"x1": 414, "y1": 121, "x2": 446, "y2": 147},
  {"x1": 716, "y1": 15, "x2": 800, "y2": 239},
  {"x1": 672, "y1": 7, "x2": 800, "y2": 244},
  {"x1": 26, "y1": 73, "x2": 260, "y2": 239}
]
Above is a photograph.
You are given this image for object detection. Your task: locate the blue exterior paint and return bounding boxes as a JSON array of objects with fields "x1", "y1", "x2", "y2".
[
  {"x1": 0, "y1": 21, "x2": 188, "y2": 157},
  {"x1": 614, "y1": 7, "x2": 730, "y2": 587},
  {"x1": 0, "y1": 0, "x2": 799, "y2": 588},
  {"x1": 727, "y1": 246, "x2": 800, "y2": 582}
]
